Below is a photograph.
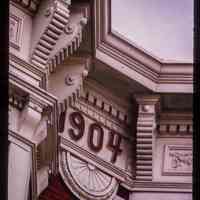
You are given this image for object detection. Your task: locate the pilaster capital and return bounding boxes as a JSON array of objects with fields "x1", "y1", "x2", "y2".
[{"x1": 134, "y1": 94, "x2": 161, "y2": 114}]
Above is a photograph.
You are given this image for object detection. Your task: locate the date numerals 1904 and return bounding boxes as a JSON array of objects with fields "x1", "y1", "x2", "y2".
[{"x1": 68, "y1": 112, "x2": 122, "y2": 163}]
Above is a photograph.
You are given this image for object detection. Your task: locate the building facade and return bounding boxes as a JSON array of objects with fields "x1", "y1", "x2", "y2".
[{"x1": 9, "y1": 0, "x2": 193, "y2": 200}]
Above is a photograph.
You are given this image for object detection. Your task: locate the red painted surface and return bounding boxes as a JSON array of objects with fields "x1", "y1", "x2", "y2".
[{"x1": 39, "y1": 174, "x2": 72, "y2": 200}]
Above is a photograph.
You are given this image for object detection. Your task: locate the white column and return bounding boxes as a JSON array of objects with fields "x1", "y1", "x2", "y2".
[{"x1": 8, "y1": 142, "x2": 32, "y2": 200}]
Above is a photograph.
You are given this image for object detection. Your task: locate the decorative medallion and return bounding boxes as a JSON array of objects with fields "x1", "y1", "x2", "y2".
[{"x1": 59, "y1": 150, "x2": 119, "y2": 200}]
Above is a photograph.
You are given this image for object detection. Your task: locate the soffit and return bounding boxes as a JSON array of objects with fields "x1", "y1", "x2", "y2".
[
  {"x1": 93, "y1": 0, "x2": 193, "y2": 93},
  {"x1": 89, "y1": 59, "x2": 151, "y2": 102},
  {"x1": 111, "y1": 0, "x2": 193, "y2": 62},
  {"x1": 89, "y1": 59, "x2": 192, "y2": 112}
]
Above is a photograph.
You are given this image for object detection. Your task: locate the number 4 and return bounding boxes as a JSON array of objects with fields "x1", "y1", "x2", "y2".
[{"x1": 107, "y1": 132, "x2": 122, "y2": 163}]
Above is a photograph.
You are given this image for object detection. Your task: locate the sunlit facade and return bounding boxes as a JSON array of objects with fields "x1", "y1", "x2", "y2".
[{"x1": 9, "y1": 0, "x2": 193, "y2": 200}]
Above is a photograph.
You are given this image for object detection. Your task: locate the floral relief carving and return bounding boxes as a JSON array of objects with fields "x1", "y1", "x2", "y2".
[
  {"x1": 162, "y1": 145, "x2": 192, "y2": 176},
  {"x1": 169, "y1": 152, "x2": 192, "y2": 169}
]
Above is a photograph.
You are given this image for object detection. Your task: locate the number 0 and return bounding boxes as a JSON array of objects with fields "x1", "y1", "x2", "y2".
[{"x1": 88, "y1": 123, "x2": 104, "y2": 152}]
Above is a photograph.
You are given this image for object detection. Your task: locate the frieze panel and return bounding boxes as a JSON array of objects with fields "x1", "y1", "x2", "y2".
[
  {"x1": 162, "y1": 145, "x2": 192, "y2": 176},
  {"x1": 9, "y1": 14, "x2": 23, "y2": 50},
  {"x1": 62, "y1": 100, "x2": 134, "y2": 171},
  {"x1": 73, "y1": 98, "x2": 130, "y2": 136},
  {"x1": 60, "y1": 96, "x2": 135, "y2": 189}
]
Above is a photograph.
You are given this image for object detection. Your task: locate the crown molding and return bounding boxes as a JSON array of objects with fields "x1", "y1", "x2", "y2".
[{"x1": 93, "y1": 0, "x2": 193, "y2": 93}]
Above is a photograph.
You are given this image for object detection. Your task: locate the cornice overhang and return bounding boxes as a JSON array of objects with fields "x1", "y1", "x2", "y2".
[
  {"x1": 9, "y1": 53, "x2": 47, "y2": 89},
  {"x1": 9, "y1": 71, "x2": 59, "y2": 173},
  {"x1": 93, "y1": 0, "x2": 193, "y2": 93},
  {"x1": 9, "y1": 71, "x2": 58, "y2": 129}
]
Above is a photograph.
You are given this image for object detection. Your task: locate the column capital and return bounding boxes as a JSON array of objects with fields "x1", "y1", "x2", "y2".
[{"x1": 134, "y1": 94, "x2": 160, "y2": 105}]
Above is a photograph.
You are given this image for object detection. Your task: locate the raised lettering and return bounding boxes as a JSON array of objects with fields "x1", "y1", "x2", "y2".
[
  {"x1": 107, "y1": 132, "x2": 122, "y2": 163},
  {"x1": 68, "y1": 112, "x2": 85, "y2": 141},
  {"x1": 88, "y1": 123, "x2": 104, "y2": 152}
]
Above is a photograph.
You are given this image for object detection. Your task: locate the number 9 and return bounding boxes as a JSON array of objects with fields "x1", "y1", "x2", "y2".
[{"x1": 68, "y1": 112, "x2": 85, "y2": 141}]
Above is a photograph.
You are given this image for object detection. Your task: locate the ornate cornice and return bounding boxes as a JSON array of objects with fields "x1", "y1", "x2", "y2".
[
  {"x1": 93, "y1": 0, "x2": 193, "y2": 93},
  {"x1": 30, "y1": 0, "x2": 90, "y2": 74},
  {"x1": 9, "y1": 53, "x2": 47, "y2": 89},
  {"x1": 31, "y1": 0, "x2": 71, "y2": 70},
  {"x1": 84, "y1": 78, "x2": 132, "y2": 110},
  {"x1": 80, "y1": 91, "x2": 132, "y2": 127},
  {"x1": 157, "y1": 112, "x2": 193, "y2": 136},
  {"x1": 47, "y1": 4, "x2": 90, "y2": 73}
]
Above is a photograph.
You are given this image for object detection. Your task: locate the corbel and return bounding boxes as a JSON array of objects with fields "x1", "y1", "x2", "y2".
[
  {"x1": 47, "y1": 3, "x2": 90, "y2": 73},
  {"x1": 9, "y1": 85, "x2": 30, "y2": 132},
  {"x1": 18, "y1": 101, "x2": 52, "y2": 146},
  {"x1": 9, "y1": 84, "x2": 29, "y2": 111},
  {"x1": 32, "y1": 105, "x2": 52, "y2": 145},
  {"x1": 17, "y1": 103, "x2": 53, "y2": 196}
]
